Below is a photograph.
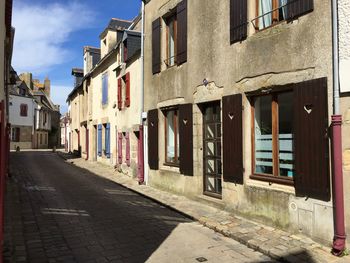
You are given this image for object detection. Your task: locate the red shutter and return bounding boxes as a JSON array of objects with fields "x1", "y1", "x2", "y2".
[
  {"x1": 287, "y1": 0, "x2": 313, "y2": 21},
  {"x1": 177, "y1": 0, "x2": 187, "y2": 65},
  {"x1": 179, "y1": 104, "x2": 193, "y2": 175},
  {"x1": 148, "y1": 109, "x2": 159, "y2": 170},
  {"x1": 125, "y1": 72, "x2": 130, "y2": 107},
  {"x1": 152, "y1": 18, "x2": 161, "y2": 74},
  {"x1": 230, "y1": 0, "x2": 247, "y2": 44},
  {"x1": 222, "y1": 94, "x2": 243, "y2": 184},
  {"x1": 16, "y1": 127, "x2": 20, "y2": 142},
  {"x1": 293, "y1": 78, "x2": 330, "y2": 201},
  {"x1": 118, "y1": 78, "x2": 122, "y2": 110},
  {"x1": 118, "y1": 132, "x2": 123, "y2": 164},
  {"x1": 125, "y1": 132, "x2": 130, "y2": 166}
]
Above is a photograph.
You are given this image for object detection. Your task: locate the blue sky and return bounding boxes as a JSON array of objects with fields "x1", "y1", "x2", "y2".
[{"x1": 12, "y1": 0, "x2": 141, "y2": 114}]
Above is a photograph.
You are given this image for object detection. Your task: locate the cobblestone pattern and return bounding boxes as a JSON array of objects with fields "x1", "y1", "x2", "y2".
[
  {"x1": 58, "y1": 151, "x2": 350, "y2": 263},
  {"x1": 4, "y1": 151, "x2": 273, "y2": 262}
]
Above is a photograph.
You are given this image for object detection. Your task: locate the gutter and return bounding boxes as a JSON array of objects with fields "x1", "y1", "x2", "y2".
[{"x1": 331, "y1": 0, "x2": 346, "y2": 256}]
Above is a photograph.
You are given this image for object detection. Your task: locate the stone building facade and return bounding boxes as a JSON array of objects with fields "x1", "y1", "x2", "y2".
[{"x1": 143, "y1": 0, "x2": 336, "y2": 246}]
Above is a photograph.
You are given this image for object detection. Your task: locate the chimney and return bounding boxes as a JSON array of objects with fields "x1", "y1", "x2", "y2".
[
  {"x1": 44, "y1": 77, "x2": 51, "y2": 97},
  {"x1": 19, "y1": 72, "x2": 33, "y2": 90}
]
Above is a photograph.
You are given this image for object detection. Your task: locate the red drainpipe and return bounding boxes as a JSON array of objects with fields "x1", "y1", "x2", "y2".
[
  {"x1": 138, "y1": 125, "x2": 144, "y2": 184},
  {"x1": 331, "y1": 115, "x2": 346, "y2": 255}
]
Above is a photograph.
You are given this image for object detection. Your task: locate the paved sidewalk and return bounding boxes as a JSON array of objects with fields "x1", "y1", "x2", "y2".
[{"x1": 58, "y1": 151, "x2": 349, "y2": 263}]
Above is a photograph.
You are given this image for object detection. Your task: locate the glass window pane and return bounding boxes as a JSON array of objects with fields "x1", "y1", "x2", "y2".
[
  {"x1": 166, "y1": 111, "x2": 175, "y2": 162},
  {"x1": 278, "y1": 92, "x2": 294, "y2": 177},
  {"x1": 254, "y1": 96, "x2": 273, "y2": 175},
  {"x1": 259, "y1": 0, "x2": 273, "y2": 29},
  {"x1": 168, "y1": 18, "x2": 175, "y2": 66}
]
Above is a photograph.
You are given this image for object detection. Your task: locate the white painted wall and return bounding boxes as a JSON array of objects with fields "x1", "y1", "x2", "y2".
[
  {"x1": 339, "y1": 0, "x2": 350, "y2": 93},
  {"x1": 9, "y1": 95, "x2": 35, "y2": 127}
]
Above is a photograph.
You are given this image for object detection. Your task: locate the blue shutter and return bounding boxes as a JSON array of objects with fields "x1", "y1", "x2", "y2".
[
  {"x1": 98, "y1": 124, "x2": 102, "y2": 156},
  {"x1": 105, "y1": 123, "x2": 110, "y2": 158}
]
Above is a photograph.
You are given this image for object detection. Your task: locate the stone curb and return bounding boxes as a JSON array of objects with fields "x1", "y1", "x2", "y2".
[{"x1": 57, "y1": 152, "x2": 347, "y2": 263}]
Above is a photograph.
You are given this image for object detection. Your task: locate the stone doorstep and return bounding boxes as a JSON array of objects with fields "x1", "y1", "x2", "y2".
[{"x1": 59, "y1": 153, "x2": 347, "y2": 263}]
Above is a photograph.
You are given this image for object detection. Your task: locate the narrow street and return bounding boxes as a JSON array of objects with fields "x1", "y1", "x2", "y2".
[{"x1": 4, "y1": 151, "x2": 272, "y2": 263}]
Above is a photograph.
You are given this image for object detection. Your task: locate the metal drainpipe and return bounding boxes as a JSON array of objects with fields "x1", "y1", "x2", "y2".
[
  {"x1": 139, "y1": 1, "x2": 146, "y2": 184},
  {"x1": 331, "y1": 0, "x2": 346, "y2": 256}
]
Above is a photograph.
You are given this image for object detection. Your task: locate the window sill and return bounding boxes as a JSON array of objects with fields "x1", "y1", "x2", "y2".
[
  {"x1": 249, "y1": 173, "x2": 294, "y2": 186},
  {"x1": 160, "y1": 164, "x2": 180, "y2": 173}
]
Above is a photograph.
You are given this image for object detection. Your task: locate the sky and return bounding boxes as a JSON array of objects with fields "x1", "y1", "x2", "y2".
[{"x1": 12, "y1": 0, "x2": 141, "y2": 114}]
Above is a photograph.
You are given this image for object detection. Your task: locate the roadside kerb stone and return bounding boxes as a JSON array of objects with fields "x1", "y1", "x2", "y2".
[{"x1": 57, "y1": 151, "x2": 348, "y2": 263}]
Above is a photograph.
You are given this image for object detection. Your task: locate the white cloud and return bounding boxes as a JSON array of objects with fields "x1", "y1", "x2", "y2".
[
  {"x1": 12, "y1": 1, "x2": 94, "y2": 74},
  {"x1": 50, "y1": 85, "x2": 72, "y2": 114}
]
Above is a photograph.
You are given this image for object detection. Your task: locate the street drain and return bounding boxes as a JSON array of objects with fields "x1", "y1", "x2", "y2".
[{"x1": 195, "y1": 257, "x2": 208, "y2": 262}]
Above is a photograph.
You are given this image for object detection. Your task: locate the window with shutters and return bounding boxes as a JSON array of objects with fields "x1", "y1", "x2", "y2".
[
  {"x1": 251, "y1": 91, "x2": 294, "y2": 184},
  {"x1": 165, "y1": 13, "x2": 177, "y2": 67},
  {"x1": 164, "y1": 109, "x2": 180, "y2": 166},
  {"x1": 20, "y1": 104, "x2": 28, "y2": 117},
  {"x1": 253, "y1": 0, "x2": 314, "y2": 30}
]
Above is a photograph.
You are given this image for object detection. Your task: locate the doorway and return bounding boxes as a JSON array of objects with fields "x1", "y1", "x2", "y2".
[{"x1": 202, "y1": 102, "x2": 222, "y2": 198}]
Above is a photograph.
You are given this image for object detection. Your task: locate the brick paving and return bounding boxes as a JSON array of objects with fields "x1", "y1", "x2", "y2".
[
  {"x1": 4, "y1": 151, "x2": 273, "y2": 262},
  {"x1": 56, "y1": 151, "x2": 350, "y2": 263}
]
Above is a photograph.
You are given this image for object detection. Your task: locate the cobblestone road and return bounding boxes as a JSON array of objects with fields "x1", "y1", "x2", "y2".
[{"x1": 4, "y1": 151, "x2": 274, "y2": 263}]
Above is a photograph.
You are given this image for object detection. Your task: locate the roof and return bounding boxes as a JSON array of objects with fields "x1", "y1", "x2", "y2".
[
  {"x1": 71, "y1": 68, "x2": 84, "y2": 75},
  {"x1": 99, "y1": 18, "x2": 132, "y2": 39}
]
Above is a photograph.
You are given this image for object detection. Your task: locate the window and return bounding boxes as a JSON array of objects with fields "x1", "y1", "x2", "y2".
[
  {"x1": 165, "y1": 13, "x2": 177, "y2": 67},
  {"x1": 256, "y1": 0, "x2": 288, "y2": 30},
  {"x1": 164, "y1": 109, "x2": 179, "y2": 165},
  {"x1": 11, "y1": 127, "x2": 20, "y2": 142},
  {"x1": 123, "y1": 41, "x2": 128, "y2": 62},
  {"x1": 102, "y1": 73, "x2": 108, "y2": 105},
  {"x1": 251, "y1": 92, "x2": 294, "y2": 182},
  {"x1": 20, "y1": 104, "x2": 28, "y2": 117}
]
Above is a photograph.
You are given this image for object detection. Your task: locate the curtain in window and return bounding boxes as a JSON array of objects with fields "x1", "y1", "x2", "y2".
[
  {"x1": 166, "y1": 111, "x2": 175, "y2": 162},
  {"x1": 259, "y1": 0, "x2": 272, "y2": 30}
]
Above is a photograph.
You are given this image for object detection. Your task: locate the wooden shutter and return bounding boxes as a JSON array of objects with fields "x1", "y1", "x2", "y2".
[
  {"x1": 105, "y1": 123, "x2": 110, "y2": 158},
  {"x1": 293, "y1": 78, "x2": 330, "y2": 201},
  {"x1": 118, "y1": 78, "x2": 122, "y2": 110},
  {"x1": 177, "y1": 0, "x2": 187, "y2": 65},
  {"x1": 125, "y1": 132, "x2": 130, "y2": 166},
  {"x1": 287, "y1": 0, "x2": 313, "y2": 21},
  {"x1": 152, "y1": 18, "x2": 161, "y2": 74},
  {"x1": 230, "y1": 0, "x2": 247, "y2": 44},
  {"x1": 179, "y1": 104, "x2": 193, "y2": 175},
  {"x1": 118, "y1": 132, "x2": 123, "y2": 164},
  {"x1": 148, "y1": 109, "x2": 159, "y2": 170},
  {"x1": 125, "y1": 72, "x2": 130, "y2": 107},
  {"x1": 222, "y1": 94, "x2": 243, "y2": 184},
  {"x1": 97, "y1": 124, "x2": 102, "y2": 156}
]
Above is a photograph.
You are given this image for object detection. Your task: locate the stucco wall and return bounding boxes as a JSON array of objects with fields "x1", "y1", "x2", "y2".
[
  {"x1": 144, "y1": 0, "x2": 334, "y2": 245},
  {"x1": 9, "y1": 95, "x2": 35, "y2": 126}
]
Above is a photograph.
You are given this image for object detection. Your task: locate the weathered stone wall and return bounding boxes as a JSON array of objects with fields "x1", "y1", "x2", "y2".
[{"x1": 144, "y1": 0, "x2": 334, "y2": 245}]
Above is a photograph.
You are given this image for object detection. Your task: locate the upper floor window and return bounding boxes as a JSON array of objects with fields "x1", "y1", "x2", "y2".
[
  {"x1": 230, "y1": 0, "x2": 314, "y2": 44},
  {"x1": 20, "y1": 104, "x2": 28, "y2": 117},
  {"x1": 257, "y1": 0, "x2": 288, "y2": 30},
  {"x1": 152, "y1": 0, "x2": 187, "y2": 74},
  {"x1": 102, "y1": 73, "x2": 108, "y2": 105},
  {"x1": 165, "y1": 13, "x2": 177, "y2": 67}
]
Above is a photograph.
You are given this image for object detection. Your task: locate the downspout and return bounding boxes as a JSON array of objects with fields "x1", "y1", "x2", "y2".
[
  {"x1": 139, "y1": 1, "x2": 146, "y2": 184},
  {"x1": 331, "y1": 0, "x2": 346, "y2": 256}
]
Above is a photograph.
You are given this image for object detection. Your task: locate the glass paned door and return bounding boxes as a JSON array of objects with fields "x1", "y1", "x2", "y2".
[{"x1": 203, "y1": 103, "x2": 222, "y2": 198}]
